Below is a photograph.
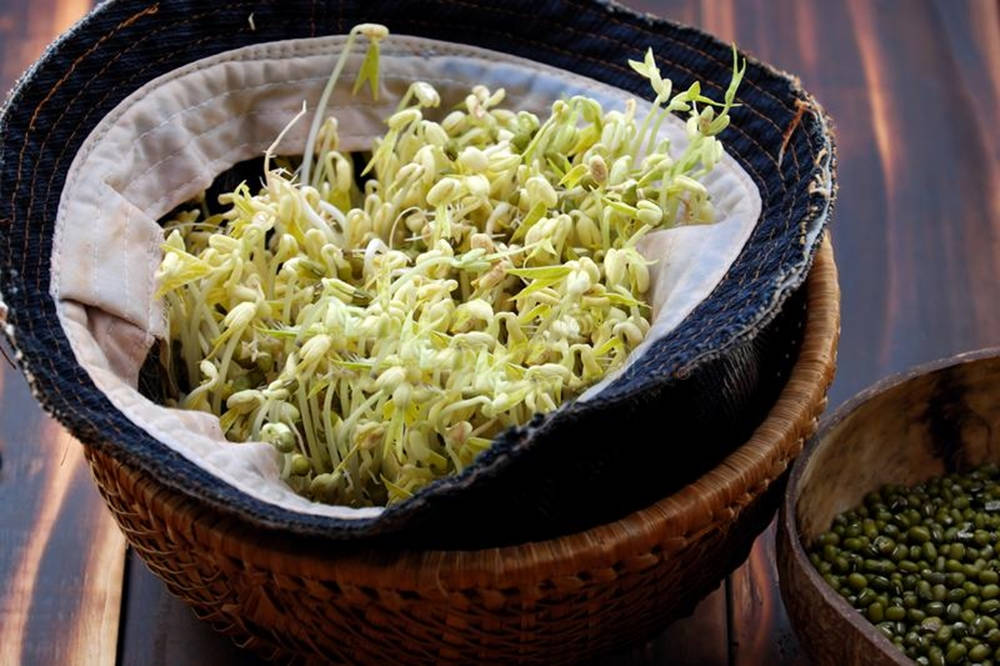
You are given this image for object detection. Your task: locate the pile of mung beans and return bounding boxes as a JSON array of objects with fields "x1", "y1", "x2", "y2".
[{"x1": 810, "y1": 465, "x2": 1000, "y2": 665}]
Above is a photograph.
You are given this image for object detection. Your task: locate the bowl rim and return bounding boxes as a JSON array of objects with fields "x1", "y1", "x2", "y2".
[{"x1": 780, "y1": 347, "x2": 1000, "y2": 665}]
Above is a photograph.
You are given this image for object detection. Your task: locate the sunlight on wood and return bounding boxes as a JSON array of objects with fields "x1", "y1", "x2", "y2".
[
  {"x1": 698, "y1": 0, "x2": 735, "y2": 44},
  {"x1": 964, "y1": 0, "x2": 1000, "y2": 280},
  {"x1": 3, "y1": 0, "x2": 91, "y2": 87},
  {"x1": 846, "y1": 0, "x2": 898, "y2": 197},
  {"x1": 845, "y1": 0, "x2": 908, "y2": 371},
  {"x1": 0, "y1": 422, "x2": 87, "y2": 666},
  {"x1": 969, "y1": 0, "x2": 1000, "y2": 125},
  {"x1": 730, "y1": 522, "x2": 807, "y2": 665},
  {"x1": 52, "y1": 0, "x2": 90, "y2": 34},
  {"x1": 70, "y1": 510, "x2": 126, "y2": 666},
  {"x1": 791, "y1": 1, "x2": 819, "y2": 73}
]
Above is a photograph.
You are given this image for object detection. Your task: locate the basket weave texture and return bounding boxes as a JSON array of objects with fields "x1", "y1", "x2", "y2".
[{"x1": 84, "y1": 237, "x2": 839, "y2": 665}]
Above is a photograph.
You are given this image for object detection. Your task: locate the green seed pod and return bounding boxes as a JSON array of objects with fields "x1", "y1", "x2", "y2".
[
  {"x1": 981, "y1": 599, "x2": 1000, "y2": 614},
  {"x1": 260, "y1": 422, "x2": 296, "y2": 453},
  {"x1": 857, "y1": 588, "x2": 878, "y2": 608},
  {"x1": 308, "y1": 472, "x2": 341, "y2": 502},
  {"x1": 226, "y1": 389, "x2": 265, "y2": 413},
  {"x1": 290, "y1": 454, "x2": 312, "y2": 476}
]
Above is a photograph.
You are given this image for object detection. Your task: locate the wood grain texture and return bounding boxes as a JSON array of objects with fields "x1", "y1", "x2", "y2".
[
  {"x1": 0, "y1": 378, "x2": 126, "y2": 666},
  {"x1": 0, "y1": 3, "x2": 125, "y2": 666},
  {"x1": 0, "y1": 0, "x2": 997, "y2": 664},
  {"x1": 589, "y1": 584, "x2": 728, "y2": 666},
  {"x1": 623, "y1": 0, "x2": 1000, "y2": 663},
  {"x1": 119, "y1": 552, "x2": 267, "y2": 666},
  {"x1": 728, "y1": 521, "x2": 809, "y2": 666}
]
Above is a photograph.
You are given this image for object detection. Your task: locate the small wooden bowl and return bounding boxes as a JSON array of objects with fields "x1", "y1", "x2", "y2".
[{"x1": 778, "y1": 350, "x2": 1000, "y2": 665}]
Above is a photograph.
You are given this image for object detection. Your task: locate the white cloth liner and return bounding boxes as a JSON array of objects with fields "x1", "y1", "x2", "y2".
[{"x1": 51, "y1": 34, "x2": 761, "y2": 519}]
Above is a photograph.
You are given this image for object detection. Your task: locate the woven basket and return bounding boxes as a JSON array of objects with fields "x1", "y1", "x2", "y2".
[{"x1": 82, "y1": 236, "x2": 838, "y2": 665}]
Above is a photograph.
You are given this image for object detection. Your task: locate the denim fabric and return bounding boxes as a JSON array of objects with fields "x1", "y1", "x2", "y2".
[{"x1": 0, "y1": 0, "x2": 835, "y2": 548}]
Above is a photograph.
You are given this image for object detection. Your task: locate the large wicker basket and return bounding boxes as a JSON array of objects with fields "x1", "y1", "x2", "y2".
[{"x1": 82, "y1": 237, "x2": 838, "y2": 664}]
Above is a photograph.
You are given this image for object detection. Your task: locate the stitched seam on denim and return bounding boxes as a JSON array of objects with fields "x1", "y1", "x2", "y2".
[
  {"x1": 638, "y1": 152, "x2": 832, "y2": 384},
  {"x1": 33, "y1": 3, "x2": 291, "y2": 304},
  {"x1": 109, "y1": 13, "x2": 779, "y2": 213},
  {"x1": 33, "y1": 5, "x2": 262, "y2": 299},
  {"x1": 12, "y1": 4, "x2": 161, "y2": 281},
  {"x1": 53, "y1": 31, "x2": 672, "y2": 205},
  {"x1": 40, "y1": 29, "x2": 224, "y2": 255},
  {"x1": 72, "y1": 35, "x2": 726, "y2": 202},
  {"x1": 659, "y1": 114, "x2": 829, "y2": 354}
]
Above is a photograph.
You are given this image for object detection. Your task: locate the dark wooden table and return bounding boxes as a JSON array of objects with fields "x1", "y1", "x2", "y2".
[{"x1": 1, "y1": 0, "x2": 997, "y2": 663}]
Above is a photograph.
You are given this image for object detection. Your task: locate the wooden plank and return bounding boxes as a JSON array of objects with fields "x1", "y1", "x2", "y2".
[
  {"x1": 595, "y1": 584, "x2": 729, "y2": 665},
  {"x1": 722, "y1": 0, "x2": 1000, "y2": 664},
  {"x1": 118, "y1": 552, "x2": 269, "y2": 666},
  {"x1": 0, "y1": 373, "x2": 127, "y2": 666},
  {"x1": 654, "y1": 583, "x2": 730, "y2": 666},
  {"x1": 627, "y1": 0, "x2": 700, "y2": 26},
  {"x1": 0, "y1": 1, "x2": 125, "y2": 665},
  {"x1": 729, "y1": 521, "x2": 810, "y2": 665}
]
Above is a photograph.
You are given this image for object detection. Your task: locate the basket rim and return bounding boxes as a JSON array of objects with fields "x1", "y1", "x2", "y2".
[{"x1": 91, "y1": 233, "x2": 839, "y2": 588}]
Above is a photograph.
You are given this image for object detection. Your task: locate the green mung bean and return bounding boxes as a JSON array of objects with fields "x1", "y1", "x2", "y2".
[{"x1": 809, "y1": 465, "x2": 1000, "y2": 665}]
